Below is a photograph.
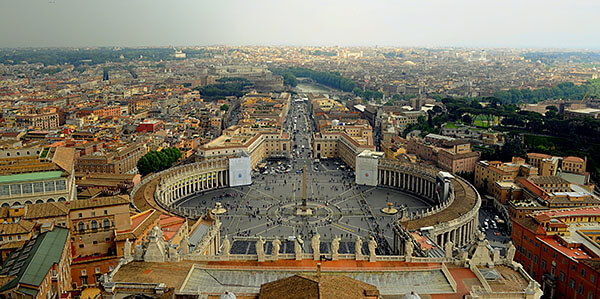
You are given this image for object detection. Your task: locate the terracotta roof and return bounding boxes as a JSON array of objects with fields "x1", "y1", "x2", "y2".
[
  {"x1": 564, "y1": 156, "x2": 585, "y2": 163},
  {"x1": 23, "y1": 202, "x2": 69, "y2": 220},
  {"x1": 259, "y1": 274, "x2": 380, "y2": 299},
  {"x1": 528, "y1": 176, "x2": 570, "y2": 186},
  {"x1": 115, "y1": 209, "x2": 160, "y2": 241},
  {"x1": 24, "y1": 196, "x2": 129, "y2": 220},
  {"x1": 0, "y1": 240, "x2": 27, "y2": 250},
  {"x1": 0, "y1": 220, "x2": 35, "y2": 235},
  {"x1": 51, "y1": 147, "x2": 75, "y2": 174},
  {"x1": 514, "y1": 216, "x2": 544, "y2": 234},
  {"x1": 527, "y1": 153, "x2": 552, "y2": 159},
  {"x1": 63, "y1": 195, "x2": 130, "y2": 210}
]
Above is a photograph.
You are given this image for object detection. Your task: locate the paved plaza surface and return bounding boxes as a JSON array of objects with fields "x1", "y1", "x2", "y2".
[{"x1": 175, "y1": 100, "x2": 434, "y2": 254}]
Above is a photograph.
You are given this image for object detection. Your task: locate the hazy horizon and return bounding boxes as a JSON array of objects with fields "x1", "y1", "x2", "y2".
[{"x1": 2, "y1": 0, "x2": 600, "y2": 49}]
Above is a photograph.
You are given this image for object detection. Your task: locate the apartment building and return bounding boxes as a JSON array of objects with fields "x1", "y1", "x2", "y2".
[
  {"x1": 0, "y1": 228, "x2": 71, "y2": 299},
  {"x1": 512, "y1": 208, "x2": 600, "y2": 299},
  {"x1": 0, "y1": 147, "x2": 76, "y2": 207},
  {"x1": 75, "y1": 141, "x2": 147, "y2": 175}
]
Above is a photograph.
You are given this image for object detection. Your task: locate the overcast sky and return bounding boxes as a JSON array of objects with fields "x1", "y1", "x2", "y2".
[{"x1": 1, "y1": 0, "x2": 599, "y2": 49}]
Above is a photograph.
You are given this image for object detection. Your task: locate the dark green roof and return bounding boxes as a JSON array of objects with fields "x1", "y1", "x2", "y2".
[
  {"x1": 0, "y1": 228, "x2": 69, "y2": 293},
  {"x1": 0, "y1": 171, "x2": 63, "y2": 184}
]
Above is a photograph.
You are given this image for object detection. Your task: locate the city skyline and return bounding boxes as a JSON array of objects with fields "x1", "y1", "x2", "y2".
[{"x1": 2, "y1": 0, "x2": 600, "y2": 49}]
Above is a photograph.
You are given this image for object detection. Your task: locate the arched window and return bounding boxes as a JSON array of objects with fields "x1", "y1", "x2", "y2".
[
  {"x1": 91, "y1": 220, "x2": 98, "y2": 230},
  {"x1": 58, "y1": 197, "x2": 66, "y2": 202},
  {"x1": 103, "y1": 219, "x2": 110, "y2": 228},
  {"x1": 78, "y1": 222, "x2": 84, "y2": 232},
  {"x1": 47, "y1": 198, "x2": 55, "y2": 203}
]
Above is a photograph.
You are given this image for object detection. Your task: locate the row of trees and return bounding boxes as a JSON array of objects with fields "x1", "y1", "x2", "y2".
[
  {"x1": 272, "y1": 67, "x2": 383, "y2": 101},
  {"x1": 280, "y1": 67, "x2": 357, "y2": 92},
  {"x1": 493, "y1": 79, "x2": 600, "y2": 104},
  {"x1": 194, "y1": 80, "x2": 252, "y2": 100},
  {"x1": 137, "y1": 148, "x2": 182, "y2": 176}
]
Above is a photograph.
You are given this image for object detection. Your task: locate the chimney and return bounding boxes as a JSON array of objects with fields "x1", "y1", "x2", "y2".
[{"x1": 316, "y1": 263, "x2": 321, "y2": 277}]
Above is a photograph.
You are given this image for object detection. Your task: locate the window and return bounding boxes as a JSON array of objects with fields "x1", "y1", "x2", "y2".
[
  {"x1": 79, "y1": 244, "x2": 84, "y2": 248},
  {"x1": 78, "y1": 213, "x2": 83, "y2": 218},
  {"x1": 103, "y1": 218, "x2": 110, "y2": 228},
  {"x1": 78, "y1": 222, "x2": 84, "y2": 231},
  {"x1": 104, "y1": 210, "x2": 108, "y2": 215},
  {"x1": 573, "y1": 265, "x2": 578, "y2": 271},
  {"x1": 591, "y1": 274, "x2": 595, "y2": 283},
  {"x1": 93, "y1": 241, "x2": 98, "y2": 245},
  {"x1": 570, "y1": 278, "x2": 575, "y2": 288},
  {"x1": 543, "y1": 246, "x2": 548, "y2": 253},
  {"x1": 578, "y1": 283, "x2": 584, "y2": 295},
  {"x1": 541, "y1": 260, "x2": 546, "y2": 270},
  {"x1": 91, "y1": 220, "x2": 98, "y2": 230}
]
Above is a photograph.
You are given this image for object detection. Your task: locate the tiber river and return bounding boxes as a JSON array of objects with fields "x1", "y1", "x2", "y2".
[{"x1": 295, "y1": 80, "x2": 332, "y2": 93}]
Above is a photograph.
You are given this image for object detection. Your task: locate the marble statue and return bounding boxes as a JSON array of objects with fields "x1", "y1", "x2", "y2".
[
  {"x1": 272, "y1": 237, "x2": 282, "y2": 259},
  {"x1": 221, "y1": 235, "x2": 231, "y2": 257},
  {"x1": 295, "y1": 236, "x2": 303, "y2": 260},
  {"x1": 355, "y1": 235, "x2": 362, "y2": 260},
  {"x1": 506, "y1": 241, "x2": 516, "y2": 262},
  {"x1": 311, "y1": 234, "x2": 321, "y2": 260},
  {"x1": 256, "y1": 236, "x2": 266, "y2": 262},
  {"x1": 368, "y1": 236, "x2": 378, "y2": 262},
  {"x1": 133, "y1": 244, "x2": 144, "y2": 261},
  {"x1": 124, "y1": 239, "x2": 132, "y2": 260},
  {"x1": 331, "y1": 235, "x2": 341, "y2": 260},
  {"x1": 180, "y1": 236, "x2": 190, "y2": 255}
]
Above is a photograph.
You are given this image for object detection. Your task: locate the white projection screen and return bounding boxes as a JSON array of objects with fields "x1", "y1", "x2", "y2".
[
  {"x1": 355, "y1": 154, "x2": 379, "y2": 186},
  {"x1": 229, "y1": 156, "x2": 252, "y2": 187}
]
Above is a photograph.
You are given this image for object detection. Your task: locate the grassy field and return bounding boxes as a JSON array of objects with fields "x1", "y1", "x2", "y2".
[{"x1": 473, "y1": 114, "x2": 500, "y2": 128}]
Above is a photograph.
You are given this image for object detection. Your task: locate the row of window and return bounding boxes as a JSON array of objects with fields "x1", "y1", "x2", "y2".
[
  {"x1": 0, "y1": 180, "x2": 67, "y2": 196},
  {"x1": 77, "y1": 219, "x2": 112, "y2": 231}
]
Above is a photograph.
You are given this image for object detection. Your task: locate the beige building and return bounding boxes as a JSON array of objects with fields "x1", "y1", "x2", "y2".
[
  {"x1": 75, "y1": 141, "x2": 147, "y2": 175},
  {"x1": 474, "y1": 158, "x2": 538, "y2": 196},
  {"x1": 197, "y1": 126, "x2": 290, "y2": 169},
  {"x1": 526, "y1": 153, "x2": 587, "y2": 176},
  {"x1": 0, "y1": 147, "x2": 76, "y2": 207}
]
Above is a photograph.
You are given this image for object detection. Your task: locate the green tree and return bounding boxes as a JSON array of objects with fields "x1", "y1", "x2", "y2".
[
  {"x1": 220, "y1": 104, "x2": 229, "y2": 111},
  {"x1": 462, "y1": 114, "x2": 473, "y2": 124},
  {"x1": 137, "y1": 148, "x2": 182, "y2": 176}
]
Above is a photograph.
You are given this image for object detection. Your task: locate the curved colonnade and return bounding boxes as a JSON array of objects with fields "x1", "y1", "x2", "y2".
[
  {"x1": 132, "y1": 158, "x2": 480, "y2": 251},
  {"x1": 378, "y1": 160, "x2": 480, "y2": 251}
]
